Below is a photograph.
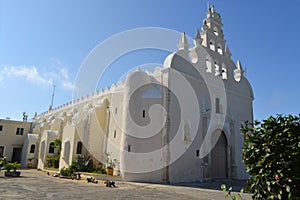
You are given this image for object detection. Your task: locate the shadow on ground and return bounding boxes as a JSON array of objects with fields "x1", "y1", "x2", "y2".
[{"x1": 171, "y1": 179, "x2": 248, "y2": 192}]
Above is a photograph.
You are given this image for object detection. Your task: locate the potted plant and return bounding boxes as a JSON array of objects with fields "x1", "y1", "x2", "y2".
[
  {"x1": 27, "y1": 158, "x2": 34, "y2": 168},
  {"x1": 0, "y1": 157, "x2": 7, "y2": 169},
  {"x1": 46, "y1": 156, "x2": 54, "y2": 168},
  {"x1": 12, "y1": 162, "x2": 21, "y2": 172},
  {"x1": 4, "y1": 162, "x2": 21, "y2": 177},
  {"x1": 4, "y1": 162, "x2": 12, "y2": 172},
  {"x1": 106, "y1": 159, "x2": 116, "y2": 176}
]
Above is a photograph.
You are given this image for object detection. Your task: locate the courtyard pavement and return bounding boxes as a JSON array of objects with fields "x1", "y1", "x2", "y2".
[{"x1": 0, "y1": 169, "x2": 252, "y2": 200}]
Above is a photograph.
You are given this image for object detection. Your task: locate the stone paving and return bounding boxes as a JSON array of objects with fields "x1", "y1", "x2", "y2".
[{"x1": 0, "y1": 169, "x2": 252, "y2": 200}]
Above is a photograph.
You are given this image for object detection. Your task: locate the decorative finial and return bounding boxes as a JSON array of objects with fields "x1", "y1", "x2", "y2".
[
  {"x1": 225, "y1": 45, "x2": 232, "y2": 58},
  {"x1": 194, "y1": 29, "x2": 202, "y2": 47},
  {"x1": 177, "y1": 32, "x2": 190, "y2": 50},
  {"x1": 234, "y1": 60, "x2": 244, "y2": 82},
  {"x1": 202, "y1": 20, "x2": 208, "y2": 31},
  {"x1": 237, "y1": 60, "x2": 243, "y2": 70},
  {"x1": 211, "y1": 5, "x2": 215, "y2": 13}
]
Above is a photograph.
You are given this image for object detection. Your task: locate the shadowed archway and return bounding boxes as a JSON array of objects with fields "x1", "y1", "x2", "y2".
[{"x1": 211, "y1": 130, "x2": 227, "y2": 179}]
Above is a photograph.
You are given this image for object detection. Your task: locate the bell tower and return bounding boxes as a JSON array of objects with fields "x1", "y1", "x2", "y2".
[{"x1": 201, "y1": 5, "x2": 226, "y2": 55}]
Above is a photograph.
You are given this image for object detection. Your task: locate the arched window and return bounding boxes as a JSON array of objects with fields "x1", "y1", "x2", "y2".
[
  {"x1": 222, "y1": 64, "x2": 227, "y2": 79},
  {"x1": 206, "y1": 57, "x2": 212, "y2": 73},
  {"x1": 209, "y1": 40, "x2": 215, "y2": 51},
  {"x1": 217, "y1": 44, "x2": 223, "y2": 55},
  {"x1": 215, "y1": 61, "x2": 220, "y2": 76},
  {"x1": 30, "y1": 144, "x2": 35, "y2": 153},
  {"x1": 49, "y1": 142, "x2": 54, "y2": 153},
  {"x1": 213, "y1": 26, "x2": 219, "y2": 36},
  {"x1": 76, "y1": 141, "x2": 82, "y2": 154}
]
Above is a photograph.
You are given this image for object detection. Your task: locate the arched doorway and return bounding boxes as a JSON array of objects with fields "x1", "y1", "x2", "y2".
[{"x1": 211, "y1": 130, "x2": 227, "y2": 179}]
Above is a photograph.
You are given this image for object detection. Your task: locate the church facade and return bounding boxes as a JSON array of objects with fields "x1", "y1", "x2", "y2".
[{"x1": 22, "y1": 5, "x2": 253, "y2": 183}]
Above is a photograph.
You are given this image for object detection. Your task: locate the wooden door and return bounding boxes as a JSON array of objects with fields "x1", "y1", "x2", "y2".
[
  {"x1": 211, "y1": 130, "x2": 227, "y2": 179},
  {"x1": 12, "y1": 147, "x2": 22, "y2": 163}
]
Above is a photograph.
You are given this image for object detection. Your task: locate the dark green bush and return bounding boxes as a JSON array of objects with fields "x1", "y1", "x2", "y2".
[
  {"x1": 12, "y1": 162, "x2": 21, "y2": 172},
  {"x1": 241, "y1": 114, "x2": 300, "y2": 199},
  {"x1": 94, "y1": 161, "x2": 107, "y2": 174},
  {"x1": 53, "y1": 155, "x2": 60, "y2": 168},
  {"x1": 0, "y1": 157, "x2": 7, "y2": 168},
  {"x1": 4, "y1": 163, "x2": 13, "y2": 172},
  {"x1": 46, "y1": 155, "x2": 59, "y2": 168},
  {"x1": 74, "y1": 154, "x2": 94, "y2": 172},
  {"x1": 59, "y1": 162, "x2": 77, "y2": 177}
]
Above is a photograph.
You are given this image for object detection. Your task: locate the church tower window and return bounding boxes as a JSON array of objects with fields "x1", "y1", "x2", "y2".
[
  {"x1": 213, "y1": 26, "x2": 219, "y2": 36},
  {"x1": 206, "y1": 57, "x2": 212, "y2": 73},
  {"x1": 217, "y1": 44, "x2": 223, "y2": 55},
  {"x1": 209, "y1": 40, "x2": 215, "y2": 51},
  {"x1": 222, "y1": 63, "x2": 227, "y2": 79},
  {"x1": 215, "y1": 61, "x2": 220, "y2": 76}
]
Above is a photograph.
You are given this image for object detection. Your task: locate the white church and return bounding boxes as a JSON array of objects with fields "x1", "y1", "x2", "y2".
[{"x1": 21, "y1": 5, "x2": 253, "y2": 183}]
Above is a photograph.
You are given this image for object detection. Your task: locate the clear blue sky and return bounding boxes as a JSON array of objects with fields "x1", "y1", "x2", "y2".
[{"x1": 0, "y1": 0, "x2": 299, "y2": 121}]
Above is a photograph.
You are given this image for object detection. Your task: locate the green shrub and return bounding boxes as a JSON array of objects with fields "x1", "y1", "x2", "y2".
[
  {"x1": 0, "y1": 157, "x2": 7, "y2": 167},
  {"x1": 53, "y1": 155, "x2": 60, "y2": 168},
  {"x1": 106, "y1": 158, "x2": 117, "y2": 169},
  {"x1": 12, "y1": 162, "x2": 21, "y2": 172},
  {"x1": 46, "y1": 155, "x2": 60, "y2": 168},
  {"x1": 221, "y1": 184, "x2": 244, "y2": 200},
  {"x1": 241, "y1": 114, "x2": 300, "y2": 199},
  {"x1": 48, "y1": 139, "x2": 62, "y2": 168},
  {"x1": 4, "y1": 163, "x2": 13, "y2": 172},
  {"x1": 94, "y1": 161, "x2": 107, "y2": 174},
  {"x1": 59, "y1": 163, "x2": 77, "y2": 177},
  {"x1": 59, "y1": 167, "x2": 70, "y2": 177},
  {"x1": 74, "y1": 154, "x2": 94, "y2": 172}
]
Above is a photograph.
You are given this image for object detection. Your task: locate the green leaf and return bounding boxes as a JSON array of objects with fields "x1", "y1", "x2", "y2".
[
  {"x1": 277, "y1": 193, "x2": 281, "y2": 199},
  {"x1": 240, "y1": 188, "x2": 244, "y2": 194},
  {"x1": 288, "y1": 192, "x2": 292, "y2": 200},
  {"x1": 220, "y1": 184, "x2": 226, "y2": 191},
  {"x1": 286, "y1": 185, "x2": 290, "y2": 192}
]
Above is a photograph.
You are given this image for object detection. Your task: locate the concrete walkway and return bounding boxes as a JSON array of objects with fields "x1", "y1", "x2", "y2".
[{"x1": 0, "y1": 169, "x2": 252, "y2": 200}]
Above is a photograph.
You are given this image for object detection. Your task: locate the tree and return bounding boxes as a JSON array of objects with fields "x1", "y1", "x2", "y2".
[
  {"x1": 51, "y1": 139, "x2": 62, "y2": 154},
  {"x1": 50, "y1": 139, "x2": 62, "y2": 168},
  {"x1": 241, "y1": 114, "x2": 300, "y2": 199}
]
